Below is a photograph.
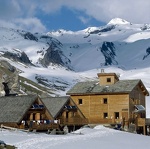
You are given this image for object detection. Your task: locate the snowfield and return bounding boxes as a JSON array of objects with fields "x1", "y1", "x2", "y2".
[{"x1": 0, "y1": 125, "x2": 150, "y2": 149}]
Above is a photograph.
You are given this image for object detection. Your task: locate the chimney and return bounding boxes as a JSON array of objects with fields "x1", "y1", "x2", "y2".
[{"x1": 101, "y1": 69, "x2": 104, "y2": 73}]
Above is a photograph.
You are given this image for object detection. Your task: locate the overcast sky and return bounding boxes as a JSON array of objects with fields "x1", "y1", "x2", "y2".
[{"x1": 0, "y1": 0, "x2": 150, "y2": 33}]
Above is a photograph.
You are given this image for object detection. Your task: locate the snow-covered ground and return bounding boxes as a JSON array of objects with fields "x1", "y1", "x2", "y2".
[{"x1": 0, "y1": 125, "x2": 150, "y2": 149}]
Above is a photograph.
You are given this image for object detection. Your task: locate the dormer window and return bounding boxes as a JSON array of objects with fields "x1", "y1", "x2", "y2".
[{"x1": 107, "y1": 78, "x2": 111, "y2": 82}]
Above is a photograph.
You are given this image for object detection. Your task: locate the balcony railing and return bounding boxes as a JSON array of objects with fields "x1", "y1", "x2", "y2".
[
  {"x1": 20, "y1": 120, "x2": 59, "y2": 131},
  {"x1": 64, "y1": 106, "x2": 77, "y2": 111},
  {"x1": 31, "y1": 104, "x2": 44, "y2": 109},
  {"x1": 31, "y1": 123, "x2": 59, "y2": 130},
  {"x1": 29, "y1": 104, "x2": 45, "y2": 112}
]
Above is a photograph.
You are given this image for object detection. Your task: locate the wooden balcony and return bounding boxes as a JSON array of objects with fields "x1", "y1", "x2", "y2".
[
  {"x1": 60, "y1": 118, "x2": 88, "y2": 125},
  {"x1": 31, "y1": 123, "x2": 59, "y2": 131},
  {"x1": 20, "y1": 121, "x2": 59, "y2": 131}
]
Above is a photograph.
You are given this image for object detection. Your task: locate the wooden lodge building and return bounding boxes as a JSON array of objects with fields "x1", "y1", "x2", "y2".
[
  {"x1": 0, "y1": 71, "x2": 150, "y2": 135},
  {"x1": 67, "y1": 72, "x2": 150, "y2": 135},
  {"x1": 0, "y1": 95, "x2": 87, "y2": 132}
]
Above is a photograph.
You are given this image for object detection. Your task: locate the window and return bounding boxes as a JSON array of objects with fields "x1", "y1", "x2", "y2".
[
  {"x1": 66, "y1": 112, "x2": 69, "y2": 119},
  {"x1": 115, "y1": 112, "x2": 119, "y2": 119},
  {"x1": 72, "y1": 112, "x2": 76, "y2": 117},
  {"x1": 103, "y1": 98, "x2": 107, "y2": 104},
  {"x1": 104, "y1": 113, "x2": 108, "y2": 119},
  {"x1": 33, "y1": 113, "x2": 36, "y2": 120},
  {"x1": 107, "y1": 78, "x2": 111, "y2": 82},
  {"x1": 78, "y1": 99, "x2": 82, "y2": 105}
]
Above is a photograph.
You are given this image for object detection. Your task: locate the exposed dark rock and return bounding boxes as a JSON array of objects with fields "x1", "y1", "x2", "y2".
[
  {"x1": 70, "y1": 45, "x2": 79, "y2": 49},
  {"x1": 140, "y1": 25, "x2": 150, "y2": 31},
  {"x1": 40, "y1": 35, "x2": 63, "y2": 46},
  {"x1": 40, "y1": 41, "x2": 71, "y2": 69},
  {"x1": 90, "y1": 30, "x2": 101, "y2": 34},
  {"x1": 84, "y1": 34, "x2": 90, "y2": 38},
  {"x1": 40, "y1": 43, "x2": 64, "y2": 67},
  {"x1": 90, "y1": 25, "x2": 115, "y2": 34},
  {"x1": 24, "y1": 32, "x2": 38, "y2": 41},
  {"x1": 35, "y1": 75, "x2": 69, "y2": 91},
  {"x1": 146, "y1": 47, "x2": 150, "y2": 54},
  {"x1": 101, "y1": 42, "x2": 118, "y2": 65},
  {"x1": 143, "y1": 47, "x2": 150, "y2": 60},
  {"x1": 20, "y1": 52, "x2": 32, "y2": 64},
  {"x1": 3, "y1": 51, "x2": 32, "y2": 64},
  {"x1": 40, "y1": 35, "x2": 52, "y2": 39}
]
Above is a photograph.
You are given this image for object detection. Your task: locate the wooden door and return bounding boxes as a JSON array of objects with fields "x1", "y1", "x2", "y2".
[{"x1": 122, "y1": 111, "x2": 128, "y2": 127}]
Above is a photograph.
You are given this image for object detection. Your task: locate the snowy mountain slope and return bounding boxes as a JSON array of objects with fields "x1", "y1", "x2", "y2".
[
  {"x1": 48, "y1": 18, "x2": 150, "y2": 43},
  {"x1": 0, "y1": 18, "x2": 150, "y2": 71},
  {"x1": 0, "y1": 18, "x2": 150, "y2": 96},
  {"x1": 60, "y1": 39, "x2": 150, "y2": 71},
  {"x1": 46, "y1": 18, "x2": 150, "y2": 71},
  {"x1": 0, "y1": 27, "x2": 72, "y2": 69}
]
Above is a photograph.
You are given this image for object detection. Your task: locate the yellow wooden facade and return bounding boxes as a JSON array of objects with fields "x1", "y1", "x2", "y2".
[
  {"x1": 97, "y1": 73, "x2": 119, "y2": 85},
  {"x1": 57, "y1": 99, "x2": 88, "y2": 126},
  {"x1": 70, "y1": 94, "x2": 130, "y2": 124},
  {"x1": 68, "y1": 72, "x2": 149, "y2": 134}
]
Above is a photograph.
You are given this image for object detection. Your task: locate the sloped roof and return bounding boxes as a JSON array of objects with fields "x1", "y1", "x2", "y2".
[
  {"x1": 67, "y1": 79, "x2": 148, "y2": 95},
  {"x1": 0, "y1": 95, "x2": 37, "y2": 123},
  {"x1": 41, "y1": 96, "x2": 70, "y2": 118}
]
